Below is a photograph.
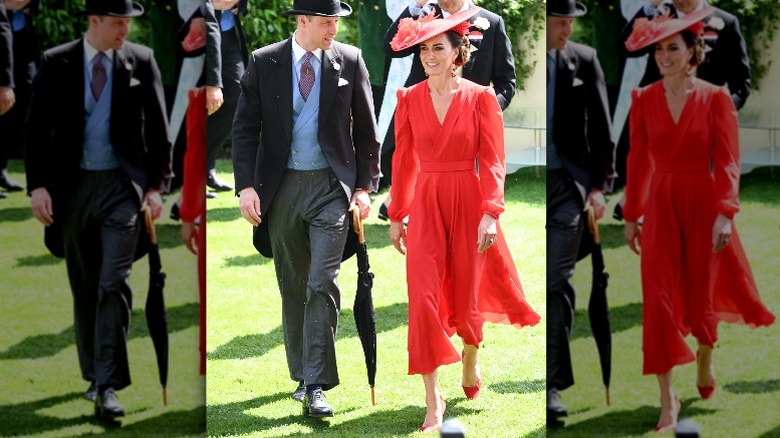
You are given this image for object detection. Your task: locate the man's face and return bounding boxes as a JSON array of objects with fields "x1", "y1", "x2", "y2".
[
  {"x1": 673, "y1": 0, "x2": 701, "y2": 14},
  {"x1": 90, "y1": 16, "x2": 131, "y2": 51},
  {"x1": 438, "y1": 0, "x2": 465, "y2": 14},
  {"x1": 547, "y1": 16, "x2": 573, "y2": 51},
  {"x1": 297, "y1": 15, "x2": 339, "y2": 51}
]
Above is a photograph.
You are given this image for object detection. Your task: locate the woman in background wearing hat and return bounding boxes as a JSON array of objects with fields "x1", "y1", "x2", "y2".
[
  {"x1": 386, "y1": 8, "x2": 540, "y2": 433},
  {"x1": 622, "y1": 8, "x2": 775, "y2": 432}
]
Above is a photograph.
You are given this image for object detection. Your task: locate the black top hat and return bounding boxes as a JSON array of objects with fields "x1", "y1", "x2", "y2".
[
  {"x1": 79, "y1": 0, "x2": 144, "y2": 17},
  {"x1": 284, "y1": 0, "x2": 353, "y2": 17},
  {"x1": 547, "y1": 0, "x2": 587, "y2": 17}
]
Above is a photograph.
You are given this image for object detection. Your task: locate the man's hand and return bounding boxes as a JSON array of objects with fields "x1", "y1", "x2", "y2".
[
  {"x1": 584, "y1": 190, "x2": 606, "y2": 220},
  {"x1": 0, "y1": 86, "x2": 15, "y2": 116},
  {"x1": 206, "y1": 86, "x2": 224, "y2": 115},
  {"x1": 624, "y1": 221, "x2": 641, "y2": 255},
  {"x1": 30, "y1": 187, "x2": 53, "y2": 225},
  {"x1": 143, "y1": 190, "x2": 164, "y2": 219},
  {"x1": 350, "y1": 189, "x2": 371, "y2": 220},
  {"x1": 477, "y1": 213, "x2": 497, "y2": 253},
  {"x1": 239, "y1": 187, "x2": 262, "y2": 226},
  {"x1": 213, "y1": 0, "x2": 239, "y2": 10},
  {"x1": 181, "y1": 221, "x2": 199, "y2": 254},
  {"x1": 389, "y1": 220, "x2": 407, "y2": 255}
]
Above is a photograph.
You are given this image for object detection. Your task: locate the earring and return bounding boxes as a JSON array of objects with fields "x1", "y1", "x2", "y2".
[{"x1": 451, "y1": 66, "x2": 456, "y2": 77}]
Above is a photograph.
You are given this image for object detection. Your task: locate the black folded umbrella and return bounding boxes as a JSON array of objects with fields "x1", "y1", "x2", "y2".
[
  {"x1": 351, "y1": 207, "x2": 377, "y2": 405},
  {"x1": 144, "y1": 207, "x2": 169, "y2": 406},
  {"x1": 584, "y1": 207, "x2": 612, "y2": 406}
]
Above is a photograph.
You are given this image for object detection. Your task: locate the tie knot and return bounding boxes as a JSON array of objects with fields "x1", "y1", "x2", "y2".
[
  {"x1": 304, "y1": 51, "x2": 313, "y2": 63},
  {"x1": 95, "y1": 51, "x2": 106, "y2": 63}
]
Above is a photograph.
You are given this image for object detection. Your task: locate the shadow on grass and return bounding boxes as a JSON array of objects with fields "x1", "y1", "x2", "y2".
[
  {"x1": 506, "y1": 167, "x2": 545, "y2": 207},
  {"x1": 548, "y1": 398, "x2": 717, "y2": 436},
  {"x1": 571, "y1": 302, "x2": 642, "y2": 341},
  {"x1": 15, "y1": 253, "x2": 63, "y2": 267},
  {"x1": 0, "y1": 391, "x2": 204, "y2": 437},
  {"x1": 206, "y1": 207, "x2": 241, "y2": 222},
  {"x1": 207, "y1": 393, "x2": 480, "y2": 436},
  {"x1": 491, "y1": 378, "x2": 545, "y2": 395},
  {"x1": 740, "y1": 168, "x2": 779, "y2": 206},
  {"x1": 223, "y1": 254, "x2": 273, "y2": 267},
  {"x1": 724, "y1": 378, "x2": 780, "y2": 395},
  {"x1": 208, "y1": 302, "x2": 407, "y2": 360},
  {"x1": 0, "y1": 302, "x2": 198, "y2": 360},
  {"x1": 156, "y1": 224, "x2": 186, "y2": 250},
  {"x1": 758, "y1": 423, "x2": 780, "y2": 438},
  {"x1": 0, "y1": 206, "x2": 33, "y2": 222}
]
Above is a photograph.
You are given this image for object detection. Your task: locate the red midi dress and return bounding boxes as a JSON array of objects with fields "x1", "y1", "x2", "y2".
[
  {"x1": 388, "y1": 79, "x2": 541, "y2": 376},
  {"x1": 623, "y1": 80, "x2": 775, "y2": 375}
]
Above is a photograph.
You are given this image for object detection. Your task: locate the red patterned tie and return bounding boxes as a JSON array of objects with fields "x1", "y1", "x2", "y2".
[
  {"x1": 92, "y1": 51, "x2": 107, "y2": 100},
  {"x1": 299, "y1": 51, "x2": 315, "y2": 101}
]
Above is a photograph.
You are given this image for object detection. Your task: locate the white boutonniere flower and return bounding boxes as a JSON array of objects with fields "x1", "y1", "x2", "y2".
[
  {"x1": 338, "y1": 78, "x2": 349, "y2": 87},
  {"x1": 332, "y1": 62, "x2": 341, "y2": 71},
  {"x1": 707, "y1": 17, "x2": 725, "y2": 31},
  {"x1": 472, "y1": 16, "x2": 489, "y2": 30},
  {"x1": 567, "y1": 61, "x2": 575, "y2": 71}
]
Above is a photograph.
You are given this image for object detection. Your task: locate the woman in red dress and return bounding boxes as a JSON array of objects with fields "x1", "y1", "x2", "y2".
[
  {"x1": 623, "y1": 9, "x2": 775, "y2": 432},
  {"x1": 387, "y1": 9, "x2": 541, "y2": 432}
]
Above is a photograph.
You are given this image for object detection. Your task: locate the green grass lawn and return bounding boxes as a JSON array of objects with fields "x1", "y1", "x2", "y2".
[
  {"x1": 549, "y1": 167, "x2": 780, "y2": 438},
  {"x1": 0, "y1": 159, "x2": 205, "y2": 437},
  {"x1": 206, "y1": 161, "x2": 547, "y2": 437}
]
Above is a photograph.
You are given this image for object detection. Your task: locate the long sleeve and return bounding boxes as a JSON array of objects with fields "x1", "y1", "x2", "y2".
[
  {"x1": 477, "y1": 87, "x2": 506, "y2": 218},
  {"x1": 0, "y1": 1, "x2": 12, "y2": 88},
  {"x1": 622, "y1": 87, "x2": 653, "y2": 222},
  {"x1": 586, "y1": 48, "x2": 616, "y2": 193},
  {"x1": 489, "y1": 15, "x2": 515, "y2": 110},
  {"x1": 711, "y1": 87, "x2": 740, "y2": 218},
  {"x1": 722, "y1": 15, "x2": 751, "y2": 110},
  {"x1": 351, "y1": 49, "x2": 381, "y2": 192},
  {"x1": 180, "y1": 88, "x2": 206, "y2": 222},
  {"x1": 142, "y1": 50, "x2": 174, "y2": 192},
  {"x1": 204, "y1": 0, "x2": 222, "y2": 88},
  {"x1": 387, "y1": 87, "x2": 418, "y2": 220},
  {"x1": 231, "y1": 51, "x2": 263, "y2": 194}
]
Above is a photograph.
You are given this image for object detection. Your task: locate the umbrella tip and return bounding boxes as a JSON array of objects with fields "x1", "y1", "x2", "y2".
[
  {"x1": 163, "y1": 387, "x2": 168, "y2": 406},
  {"x1": 371, "y1": 386, "x2": 376, "y2": 406},
  {"x1": 606, "y1": 387, "x2": 610, "y2": 406}
]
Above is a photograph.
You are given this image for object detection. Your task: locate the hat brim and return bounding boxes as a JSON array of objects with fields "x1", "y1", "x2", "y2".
[
  {"x1": 547, "y1": 3, "x2": 587, "y2": 18},
  {"x1": 78, "y1": 3, "x2": 144, "y2": 17},
  {"x1": 390, "y1": 7, "x2": 481, "y2": 52},
  {"x1": 625, "y1": 7, "x2": 714, "y2": 52},
  {"x1": 283, "y1": 2, "x2": 353, "y2": 17}
]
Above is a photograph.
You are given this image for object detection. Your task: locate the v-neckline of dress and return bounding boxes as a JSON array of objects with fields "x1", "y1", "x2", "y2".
[
  {"x1": 426, "y1": 80, "x2": 462, "y2": 127},
  {"x1": 662, "y1": 79, "x2": 696, "y2": 127}
]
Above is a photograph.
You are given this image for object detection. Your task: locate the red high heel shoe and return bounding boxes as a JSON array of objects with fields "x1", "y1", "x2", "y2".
[
  {"x1": 461, "y1": 349, "x2": 482, "y2": 400},
  {"x1": 655, "y1": 396, "x2": 680, "y2": 433},
  {"x1": 696, "y1": 350, "x2": 717, "y2": 399},
  {"x1": 420, "y1": 396, "x2": 445, "y2": 433}
]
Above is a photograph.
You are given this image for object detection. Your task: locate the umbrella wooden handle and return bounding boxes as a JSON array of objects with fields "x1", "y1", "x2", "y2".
[
  {"x1": 350, "y1": 205, "x2": 365, "y2": 244},
  {"x1": 143, "y1": 205, "x2": 158, "y2": 245},
  {"x1": 587, "y1": 206, "x2": 600, "y2": 245}
]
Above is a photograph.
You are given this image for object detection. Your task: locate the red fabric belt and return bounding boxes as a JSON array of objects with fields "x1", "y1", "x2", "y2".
[
  {"x1": 654, "y1": 160, "x2": 710, "y2": 173},
  {"x1": 419, "y1": 159, "x2": 475, "y2": 172}
]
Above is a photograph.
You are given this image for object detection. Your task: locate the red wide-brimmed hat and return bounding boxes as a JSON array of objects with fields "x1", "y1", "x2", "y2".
[
  {"x1": 389, "y1": 7, "x2": 481, "y2": 52},
  {"x1": 624, "y1": 7, "x2": 714, "y2": 52}
]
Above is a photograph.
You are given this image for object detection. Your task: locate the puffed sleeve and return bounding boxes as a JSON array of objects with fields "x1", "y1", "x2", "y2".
[
  {"x1": 387, "y1": 87, "x2": 419, "y2": 220},
  {"x1": 711, "y1": 87, "x2": 740, "y2": 218},
  {"x1": 477, "y1": 87, "x2": 506, "y2": 218},
  {"x1": 622, "y1": 87, "x2": 654, "y2": 222}
]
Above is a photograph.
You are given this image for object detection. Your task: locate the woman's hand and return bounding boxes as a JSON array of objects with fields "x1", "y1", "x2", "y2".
[
  {"x1": 389, "y1": 221, "x2": 407, "y2": 255},
  {"x1": 477, "y1": 213, "x2": 497, "y2": 253},
  {"x1": 625, "y1": 221, "x2": 641, "y2": 255},
  {"x1": 712, "y1": 213, "x2": 732, "y2": 253}
]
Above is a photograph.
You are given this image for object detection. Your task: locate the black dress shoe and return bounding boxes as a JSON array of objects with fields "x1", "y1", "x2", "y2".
[
  {"x1": 302, "y1": 387, "x2": 333, "y2": 417},
  {"x1": 613, "y1": 203, "x2": 624, "y2": 221},
  {"x1": 378, "y1": 203, "x2": 389, "y2": 221},
  {"x1": 0, "y1": 169, "x2": 23, "y2": 192},
  {"x1": 84, "y1": 381, "x2": 98, "y2": 402},
  {"x1": 95, "y1": 387, "x2": 125, "y2": 418},
  {"x1": 207, "y1": 169, "x2": 233, "y2": 192},
  {"x1": 206, "y1": 191, "x2": 218, "y2": 199},
  {"x1": 291, "y1": 381, "x2": 306, "y2": 402},
  {"x1": 0, "y1": 192, "x2": 6, "y2": 199},
  {"x1": 170, "y1": 203, "x2": 180, "y2": 221},
  {"x1": 547, "y1": 388, "x2": 568, "y2": 419}
]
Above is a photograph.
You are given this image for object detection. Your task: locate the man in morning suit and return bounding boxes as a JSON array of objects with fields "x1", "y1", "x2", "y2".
[
  {"x1": 231, "y1": 0, "x2": 380, "y2": 418},
  {"x1": 619, "y1": 0, "x2": 750, "y2": 110},
  {"x1": 546, "y1": 0, "x2": 616, "y2": 422},
  {"x1": 24, "y1": 0, "x2": 171, "y2": 418},
  {"x1": 0, "y1": 0, "x2": 16, "y2": 200}
]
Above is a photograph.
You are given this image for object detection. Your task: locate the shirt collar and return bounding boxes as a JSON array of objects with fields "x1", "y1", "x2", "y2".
[
  {"x1": 440, "y1": 1, "x2": 470, "y2": 18},
  {"x1": 292, "y1": 32, "x2": 323, "y2": 64},
  {"x1": 676, "y1": 1, "x2": 706, "y2": 18},
  {"x1": 547, "y1": 48, "x2": 558, "y2": 59},
  {"x1": 83, "y1": 37, "x2": 115, "y2": 65}
]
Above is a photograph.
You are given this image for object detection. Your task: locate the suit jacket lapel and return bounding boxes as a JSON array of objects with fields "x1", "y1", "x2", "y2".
[
  {"x1": 318, "y1": 47, "x2": 340, "y2": 132},
  {"x1": 272, "y1": 39, "x2": 293, "y2": 144}
]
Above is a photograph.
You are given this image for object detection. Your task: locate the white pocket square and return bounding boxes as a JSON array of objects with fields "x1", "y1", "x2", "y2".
[
  {"x1": 129, "y1": 78, "x2": 141, "y2": 87},
  {"x1": 338, "y1": 78, "x2": 349, "y2": 87},
  {"x1": 572, "y1": 77, "x2": 584, "y2": 87}
]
